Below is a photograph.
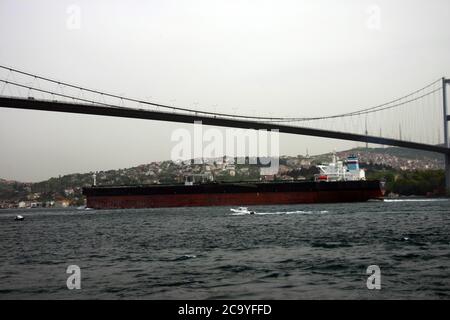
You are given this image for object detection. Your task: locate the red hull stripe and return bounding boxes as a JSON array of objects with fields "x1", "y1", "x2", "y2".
[{"x1": 86, "y1": 190, "x2": 383, "y2": 209}]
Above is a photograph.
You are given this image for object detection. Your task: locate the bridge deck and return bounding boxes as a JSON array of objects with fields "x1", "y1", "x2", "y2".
[{"x1": 0, "y1": 96, "x2": 449, "y2": 155}]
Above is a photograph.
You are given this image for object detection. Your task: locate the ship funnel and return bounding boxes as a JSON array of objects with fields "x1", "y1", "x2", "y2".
[{"x1": 332, "y1": 150, "x2": 337, "y2": 164}]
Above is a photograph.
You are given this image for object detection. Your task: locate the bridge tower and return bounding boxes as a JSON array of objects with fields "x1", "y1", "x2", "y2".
[{"x1": 443, "y1": 78, "x2": 450, "y2": 193}]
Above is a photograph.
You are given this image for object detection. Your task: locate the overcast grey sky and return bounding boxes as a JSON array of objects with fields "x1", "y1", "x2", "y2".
[{"x1": 1, "y1": 0, "x2": 450, "y2": 182}]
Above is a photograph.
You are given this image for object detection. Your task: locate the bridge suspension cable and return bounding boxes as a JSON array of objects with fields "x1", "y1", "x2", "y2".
[
  {"x1": 0, "y1": 65, "x2": 446, "y2": 147},
  {"x1": 0, "y1": 64, "x2": 443, "y2": 122}
]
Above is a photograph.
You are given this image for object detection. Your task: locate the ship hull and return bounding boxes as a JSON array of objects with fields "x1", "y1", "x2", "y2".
[{"x1": 83, "y1": 180, "x2": 384, "y2": 209}]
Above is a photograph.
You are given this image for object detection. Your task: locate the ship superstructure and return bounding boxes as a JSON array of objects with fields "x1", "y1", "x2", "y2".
[{"x1": 314, "y1": 153, "x2": 365, "y2": 182}]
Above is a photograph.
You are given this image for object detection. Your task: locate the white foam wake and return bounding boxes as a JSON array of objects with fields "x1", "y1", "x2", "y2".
[
  {"x1": 383, "y1": 198, "x2": 449, "y2": 203},
  {"x1": 230, "y1": 210, "x2": 329, "y2": 216}
]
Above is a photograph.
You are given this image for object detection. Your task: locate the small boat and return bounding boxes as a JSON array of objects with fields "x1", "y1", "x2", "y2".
[
  {"x1": 230, "y1": 207, "x2": 256, "y2": 215},
  {"x1": 77, "y1": 206, "x2": 93, "y2": 211},
  {"x1": 14, "y1": 215, "x2": 24, "y2": 221}
]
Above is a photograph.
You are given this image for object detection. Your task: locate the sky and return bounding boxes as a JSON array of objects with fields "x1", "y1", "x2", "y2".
[{"x1": 0, "y1": 0, "x2": 450, "y2": 182}]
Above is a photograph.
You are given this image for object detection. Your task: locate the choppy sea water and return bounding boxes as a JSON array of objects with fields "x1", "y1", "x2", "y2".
[{"x1": 0, "y1": 199, "x2": 449, "y2": 299}]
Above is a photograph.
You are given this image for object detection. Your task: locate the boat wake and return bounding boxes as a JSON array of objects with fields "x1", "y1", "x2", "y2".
[
  {"x1": 383, "y1": 198, "x2": 449, "y2": 203},
  {"x1": 230, "y1": 210, "x2": 329, "y2": 216}
]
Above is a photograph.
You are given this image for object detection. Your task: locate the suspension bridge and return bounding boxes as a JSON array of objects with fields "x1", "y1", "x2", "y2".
[{"x1": 0, "y1": 65, "x2": 449, "y2": 190}]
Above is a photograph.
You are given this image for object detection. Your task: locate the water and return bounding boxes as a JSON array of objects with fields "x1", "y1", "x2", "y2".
[{"x1": 0, "y1": 199, "x2": 449, "y2": 299}]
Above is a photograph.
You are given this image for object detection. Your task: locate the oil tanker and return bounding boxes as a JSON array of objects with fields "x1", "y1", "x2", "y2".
[{"x1": 82, "y1": 155, "x2": 384, "y2": 209}]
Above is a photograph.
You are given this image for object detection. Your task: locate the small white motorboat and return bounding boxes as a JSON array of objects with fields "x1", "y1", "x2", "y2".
[
  {"x1": 230, "y1": 207, "x2": 256, "y2": 215},
  {"x1": 14, "y1": 215, "x2": 24, "y2": 221},
  {"x1": 77, "y1": 206, "x2": 93, "y2": 211}
]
